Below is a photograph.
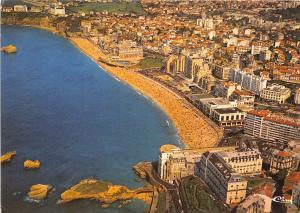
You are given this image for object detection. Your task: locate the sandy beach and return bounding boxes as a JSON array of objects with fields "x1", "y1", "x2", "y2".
[{"x1": 70, "y1": 37, "x2": 222, "y2": 149}]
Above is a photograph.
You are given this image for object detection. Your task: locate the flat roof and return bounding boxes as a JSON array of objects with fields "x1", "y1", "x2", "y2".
[{"x1": 214, "y1": 107, "x2": 243, "y2": 114}]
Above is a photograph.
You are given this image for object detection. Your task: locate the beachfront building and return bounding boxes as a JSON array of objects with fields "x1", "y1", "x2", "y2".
[
  {"x1": 260, "y1": 84, "x2": 291, "y2": 104},
  {"x1": 199, "y1": 151, "x2": 247, "y2": 205},
  {"x1": 158, "y1": 145, "x2": 236, "y2": 183},
  {"x1": 211, "y1": 108, "x2": 246, "y2": 127},
  {"x1": 13, "y1": 5, "x2": 28, "y2": 12},
  {"x1": 116, "y1": 40, "x2": 143, "y2": 61},
  {"x1": 244, "y1": 110, "x2": 300, "y2": 143},
  {"x1": 231, "y1": 70, "x2": 267, "y2": 95},
  {"x1": 270, "y1": 150, "x2": 299, "y2": 174},
  {"x1": 197, "y1": 97, "x2": 237, "y2": 116},
  {"x1": 166, "y1": 55, "x2": 185, "y2": 76},
  {"x1": 218, "y1": 149, "x2": 263, "y2": 175}
]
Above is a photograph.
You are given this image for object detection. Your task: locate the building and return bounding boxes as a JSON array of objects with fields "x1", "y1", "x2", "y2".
[
  {"x1": 237, "y1": 194, "x2": 269, "y2": 213},
  {"x1": 214, "y1": 81, "x2": 241, "y2": 99},
  {"x1": 198, "y1": 74, "x2": 216, "y2": 92},
  {"x1": 81, "y1": 20, "x2": 92, "y2": 36},
  {"x1": 295, "y1": 88, "x2": 300, "y2": 105},
  {"x1": 244, "y1": 110, "x2": 300, "y2": 143},
  {"x1": 13, "y1": 5, "x2": 28, "y2": 12},
  {"x1": 260, "y1": 84, "x2": 291, "y2": 104},
  {"x1": 230, "y1": 90, "x2": 255, "y2": 107},
  {"x1": 231, "y1": 70, "x2": 267, "y2": 95},
  {"x1": 270, "y1": 150, "x2": 299, "y2": 174},
  {"x1": 199, "y1": 151, "x2": 247, "y2": 205},
  {"x1": 116, "y1": 41, "x2": 143, "y2": 61},
  {"x1": 158, "y1": 144, "x2": 236, "y2": 183},
  {"x1": 213, "y1": 64, "x2": 233, "y2": 80},
  {"x1": 218, "y1": 149, "x2": 262, "y2": 175},
  {"x1": 166, "y1": 55, "x2": 185, "y2": 76},
  {"x1": 50, "y1": 5, "x2": 65, "y2": 16},
  {"x1": 197, "y1": 97, "x2": 237, "y2": 116},
  {"x1": 292, "y1": 184, "x2": 300, "y2": 209},
  {"x1": 211, "y1": 108, "x2": 246, "y2": 127}
]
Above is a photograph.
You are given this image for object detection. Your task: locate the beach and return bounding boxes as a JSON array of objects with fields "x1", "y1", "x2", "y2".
[{"x1": 70, "y1": 37, "x2": 222, "y2": 149}]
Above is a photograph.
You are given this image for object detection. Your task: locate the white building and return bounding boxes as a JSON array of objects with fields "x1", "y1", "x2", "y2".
[
  {"x1": 13, "y1": 5, "x2": 28, "y2": 12},
  {"x1": 231, "y1": 70, "x2": 268, "y2": 95},
  {"x1": 260, "y1": 84, "x2": 291, "y2": 104},
  {"x1": 50, "y1": 6, "x2": 65, "y2": 16},
  {"x1": 295, "y1": 88, "x2": 300, "y2": 105}
]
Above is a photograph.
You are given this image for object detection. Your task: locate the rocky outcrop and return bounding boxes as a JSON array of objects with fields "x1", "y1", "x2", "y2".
[
  {"x1": 28, "y1": 184, "x2": 53, "y2": 200},
  {"x1": 1, "y1": 45, "x2": 17, "y2": 54},
  {"x1": 24, "y1": 160, "x2": 41, "y2": 169},
  {"x1": 133, "y1": 161, "x2": 152, "y2": 179},
  {"x1": 1, "y1": 151, "x2": 16, "y2": 164},
  {"x1": 58, "y1": 179, "x2": 153, "y2": 208}
]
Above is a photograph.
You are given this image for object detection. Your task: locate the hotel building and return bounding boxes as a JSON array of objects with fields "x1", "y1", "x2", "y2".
[
  {"x1": 244, "y1": 110, "x2": 300, "y2": 143},
  {"x1": 260, "y1": 84, "x2": 291, "y2": 104},
  {"x1": 199, "y1": 151, "x2": 247, "y2": 205},
  {"x1": 231, "y1": 70, "x2": 267, "y2": 95}
]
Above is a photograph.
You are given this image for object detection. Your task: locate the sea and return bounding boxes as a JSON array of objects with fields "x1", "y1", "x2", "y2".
[{"x1": 1, "y1": 25, "x2": 181, "y2": 213}]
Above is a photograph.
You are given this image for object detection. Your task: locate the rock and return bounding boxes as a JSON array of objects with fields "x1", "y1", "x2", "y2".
[
  {"x1": 58, "y1": 178, "x2": 153, "y2": 208},
  {"x1": 132, "y1": 161, "x2": 152, "y2": 179},
  {"x1": 1, "y1": 45, "x2": 17, "y2": 53},
  {"x1": 28, "y1": 184, "x2": 52, "y2": 200},
  {"x1": 1, "y1": 151, "x2": 16, "y2": 164},
  {"x1": 24, "y1": 160, "x2": 41, "y2": 169}
]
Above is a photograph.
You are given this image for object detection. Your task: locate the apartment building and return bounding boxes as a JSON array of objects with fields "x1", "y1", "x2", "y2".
[
  {"x1": 199, "y1": 152, "x2": 247, "y2": 205},
  {"x1": 166, "y1": 54, "x2": 185, "y2": 76},
  {"x1": 260, "y1": 84, "x2": 291, "y2": 104},
  {"x1": 214, "y1": 81, "x2": 241, "y2": 99},
  {"x1": 231, "y1": 70, "x2": 267, "y2": 95},
  {"x1": 237, "y1": 194, "x2": 271, "y2": 213},
  {"x1": 294, "y1": 88, "x2": 300, "y2": 104},
  {"x1": 270, "y1": 150, "x2": 299, "y2": 174},
  {"x1": 197, "y1": 97, "x2": 237, "y2": 116},
  {"x1": 230, "y1": 90, "x2": 255, "y2": 107},
  {"x1": 50, "y1": 6, "x2": 65, "y2": 16},
  {"x1": 244, "y1": 110, "x2": 300, "y2": 143},
  {"x1": 214, "y1": 64, "x2": 233, "y2": 80},
  {"x1": 218, "y1": 149, "x2": 262, "y2": 175}
]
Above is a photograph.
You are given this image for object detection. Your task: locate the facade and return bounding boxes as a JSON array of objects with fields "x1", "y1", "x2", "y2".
[
  {"x1": 231, "y1": 70, "x2": 267, "y2": 95},
  {"x1": 166, "y1": 55, "x2": 185, "y2": 76},
  {"x1": 197, "y1": 97, "x2": 237, "y2": 116},
  {"x1": 236, "y1": 194, "x2": 266, "y2": 213},
  {"x1": 214, "y1": 64, "x2": 233, "y2": 80},
  {"x1": 50, "y1": 6, "x2": 65, "y2": 16},
  {"x1": 116, "y1": 41, "x2": 143, "y2": 61},
  {"x1": 214, "y1": 81, "x2": 241, "y2": 99},
  {"x1": 199, "y1": 151, "x2": 247, "y2": 205},
  {"x1": 230, "y1": 90, "x2": 255, "y2": 107},
  {"x1": 198, "y1": 74, "x2": 216, "y2": 92},
  {"x1": 13, "y1": 5, "x2": 28, "y2": 12},
  {"x1": 295, "y1": 88, "x2": 300, "y2": 104},
  {"x1": 260, "y1": 84, "x2": 291, "y2": 104},
  {"x1": 219, "y1": 149, "x2": 262, "y2": 175},
  {"x1": 211, "y1": 108, "x2": 246, "y2": 127},
  {"x1": 292, "y1": 184, "x2": 300, "y2": 209},
  {"x1": 270, "y1": 150, "x2": 299, "y2": 174},
  {"x1": 244, "y1": 110, "x2": 300, "y2": 143}
]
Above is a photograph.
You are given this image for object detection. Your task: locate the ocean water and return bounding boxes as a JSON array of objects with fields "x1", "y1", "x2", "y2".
[{"x1": 1, "y1": 25, "x2": 181, "y2": 213}]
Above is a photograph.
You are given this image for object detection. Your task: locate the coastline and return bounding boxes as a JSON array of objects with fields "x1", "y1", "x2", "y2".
[
  {"x1": 2, "y1": 23, "x2": 222, "y2": 149},
  {"x1": 69, "y1": 37, "x2": 222, "y2": 149}
]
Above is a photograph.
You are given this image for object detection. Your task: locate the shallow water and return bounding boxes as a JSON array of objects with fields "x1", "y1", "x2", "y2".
[{"x1": 1, "y1": 25, "x2": 181, "y2": 213}]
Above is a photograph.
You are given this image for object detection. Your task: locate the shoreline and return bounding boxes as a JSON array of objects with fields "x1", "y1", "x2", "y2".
[
  {"x1": 69, "y1": 37, "x2": 222, "y2": 149},
  {"x1": 2, "y1": 23, "x2": 222, "y2": 149}
]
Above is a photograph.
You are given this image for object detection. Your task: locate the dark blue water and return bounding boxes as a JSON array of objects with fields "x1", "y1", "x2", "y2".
[{"x1": 1, "y1": 25, "x2": 180, "y2": 213}]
